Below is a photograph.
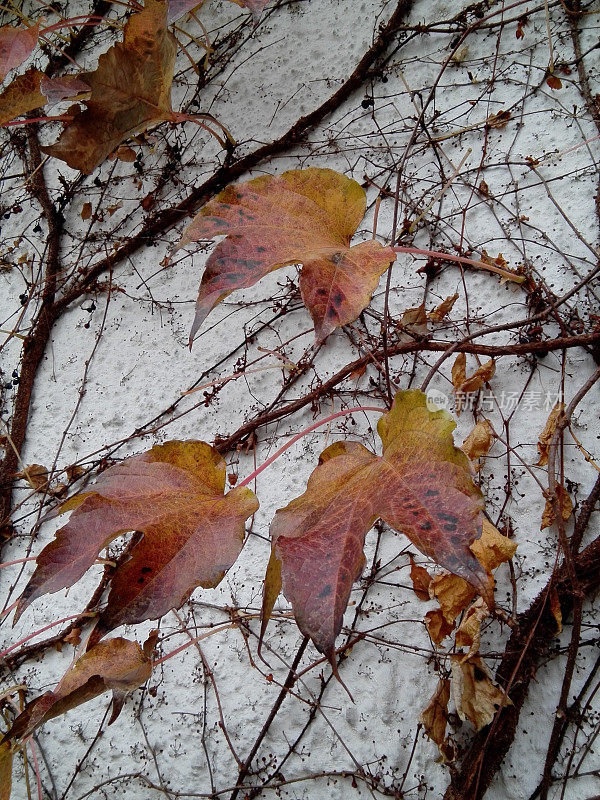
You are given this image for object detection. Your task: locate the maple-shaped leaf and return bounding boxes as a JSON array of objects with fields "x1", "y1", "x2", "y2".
[
  {"x1": 0, "y1": 21, "x2": 39, "y2": 83},
  {"x1": 4, "y1": 635, "x2": 156, "y2": 743},
  {"x1": 177, "y1": 167, "x2": 395, "y2": 345},
  {"x1": 269, "y1": 390, "x2": 489, "y2": 665},
  {"x1": 15, "y1": 441, "x2": 258, "y2": 637},
  {"x1": 41, "y1": 0, "x2": 177, "y2": 173}
]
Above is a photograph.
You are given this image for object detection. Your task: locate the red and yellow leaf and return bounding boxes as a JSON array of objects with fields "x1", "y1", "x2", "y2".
[
  {"x1": 42, "y1": 0, "x2": 177, "y2": 173},
  {"x1": 177, "y1": 167, "x2": 395, "y2": 345},
  {"x1": 4, "y1": 635, "x2": 156, "y2": 742},
  {"x1": 269, "y1": 390, "x2": 490, "y2": 664},
  {"x1": 16, "y1": 441, "x2": 258, "y2": 637}
]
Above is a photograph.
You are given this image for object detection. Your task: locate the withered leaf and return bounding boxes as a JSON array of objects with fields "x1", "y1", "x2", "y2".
[
  {"x1": 450, "y1": 654, "x2": 511, "y2": 730},
  {"x1": 0, "y1": 67, "x2": 45, "y2": 126},
  {"x1": 259, "y1": 547, "x2": 282, "y2": 651},
  {"x1": 546, "y1": 74, "x2": 562, "y2": 90},
  {"x1": 549, "y1": 585, "x2": 562, "y2": 634},
  {"x1": 15, "y1": 463, "x2": 49, "y2": 492},
  {"x1": 409, "y1": 556, "x2": 432, "y2": 601},
  {"x1": 536, "y1": 402, "x2": 564, "y2": 466},
  {"x1": 428, "y1": 293, "x2": 459, "y2": 322},
  {"x1": 425, "y1": 608, "x2": 455, "y2": 646},
  {"x1": 430, "y1": 519, "x2": 517, "y2": 638},
  {"x1": 486, "y1": 109, "x2": 511, "y2": 129},
  {"x1": 0, "y1": 741, "x2": 11, "y2": 800},
  {"x1": 64, "y1": 464, "x2": 86, "y2": 483},
  {"x1": 42, "y1": 0, "x2": 177, "y2": 173},
  {"x1": 4, "y1": 635, "x2": 156, "y2": 742},
  {"x1": 40, "y1": 74, "x2": 90, "y2": 106},
  {"x1": 455, "y1": 597, "x2": 489, "y2": 656},
  {"x1": 0, "y1": 22, "x2": 39, "y2": 83},
  {"x1": 452, "y1": 353, "x2": 495, "y2": 413},
  {"x1": 540, "y1": 484, "x2": 573, "y2": 530},
  {"x1": 420, "y1": 678, "x2": 456, "y2": 763},
  {"x1": 398, "y1": 303, "x2": 429, "y2": 338},
  {"x1": 15, "y1": 441, "x2": 258, "y2": 636},
  {"x1": 462, "y1": 419, "x2": 495, "y2": 461},
  {"x1": 270, "y1": 390, "x2": 489, "y2": 665},
  {"x1": 177, "y1": 167, "x2": 395, "y2": 345}
]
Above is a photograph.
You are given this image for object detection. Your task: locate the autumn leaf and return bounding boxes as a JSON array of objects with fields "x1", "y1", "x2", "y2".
[
  {"x1": 549, "y1": 585, "x2": 562, "y2": 634},
  {"x1": 0, "y1": 22, "x2": 39, "y2": 83},
  {"x1": 0, "y1": 67, "x2": 45, "y2": 126},
  {"x1": 15, "y1": 441, "x2": 259, "y2": 637},
  {"x1": 15, "y1": 463, "x2": 49, "y2": 492},
  {"x1": 427, "y1": 520, "x2": 516, "y2": 642},
  {"x1": 41, "y1": 0, "x2": 177, "y2": 173},
  {"x1": 0, "y1": 741, "x2": 11, "y2": 800},
  {"x1": 0, "y1": 70, "x2": 89, "y2": 126},
  {"x1": 397, "y1": 303, "x2": 429, "y2": 338},
  {"x1": 540, "y1": 484, "x2": 573, "y2": 530},
  {"x1": 546, "y1": 74, "x2": 562, "y2": 90},
  {"x1": 452, "y1": 353, "x2": 495, "y2": 413},
  {"x1": 428, "y1": 293, "x2": 459, "y2": 322},
  {"x1": 4, "y1": 635, "x2": 156, "y2": 743},
  {"x1": 259, "y1": 547, "x2": 282, "y2": 652},
  {"x1": 409, "y1": 556, "x2": 432, "y2": 601},
  {"x1": 536, "y1": 401, "x2": 564, "y2": 466},
  {"x1": 269, "y1": 390, "x2": 489, "y2": 665},
  {"x1": 420, "y1": 679, "x2": 456, "y2": 763},
  {"x1": 176, "y1": 167, "x2": 395, "y2": 345},
  {"x1": 450, "y1": 654, "x2": 511, "y2": 730},
  {"x1": 462, "y1": 419, "x2": 495, "y2": 461},
  {"x1": 425, "y1": 608, "x2": 455, "y2": 646},
  {"x1": 40, "y1": 74, "x2": 90, "y2": 107},
  {"x1": 486, "y1": 109, "x2": 511, "y2": 129},
  {"x1": 455, "y1": 597, "x2": 489, "y2": 656}
]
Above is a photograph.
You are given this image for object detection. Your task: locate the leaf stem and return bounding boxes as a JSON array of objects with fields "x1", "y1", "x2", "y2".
[
  {"x1": 0, "y1": 613, "x2": 94, "y2": 659},
  {"x1": 237, "y1": 406, "x2": 384, "y2": 488},
  {"x1": 153, "y1": 621, "x2": 237, "y2": 665}
]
